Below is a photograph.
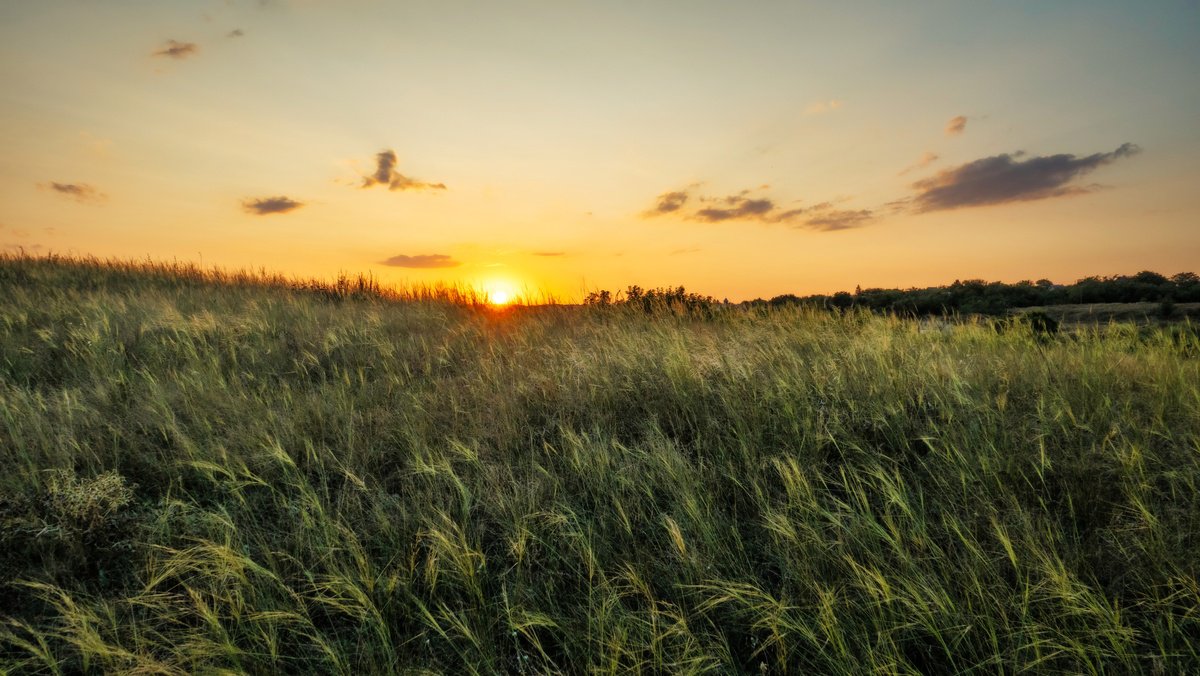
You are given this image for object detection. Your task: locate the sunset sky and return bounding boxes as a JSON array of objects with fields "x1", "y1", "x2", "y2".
[{"x1": 2, "y1": 1, "x2": 1197, "y2": 301}]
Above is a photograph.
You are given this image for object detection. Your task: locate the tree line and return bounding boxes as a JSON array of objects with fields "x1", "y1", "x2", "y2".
[
  {"x1": 759, "y1": 271, "x2": 1198, "y2": 316},
  {"x1": 587, "y1": 271, "x2": 1199, "y2": 317}
]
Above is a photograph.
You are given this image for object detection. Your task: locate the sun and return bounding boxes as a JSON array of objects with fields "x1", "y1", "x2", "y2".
[{"x1": 481, "y1": 279, "x2": 517, "y2": 306}]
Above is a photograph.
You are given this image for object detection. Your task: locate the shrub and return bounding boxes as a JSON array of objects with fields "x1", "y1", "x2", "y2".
[
  {"x1": 0, "y1": 471, "x2": 139, "y2": 594},
  {"x1": 43, "y1": 470, "x2": 134, "y2": 535},
  {"x1": 1023, "y1": 309, "x2": 1060, "y2": 335}
]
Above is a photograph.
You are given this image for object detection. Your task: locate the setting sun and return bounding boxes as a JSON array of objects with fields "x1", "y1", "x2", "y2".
[{"x1": 481, "y1": 279, "x2": 517, "y2": 306}]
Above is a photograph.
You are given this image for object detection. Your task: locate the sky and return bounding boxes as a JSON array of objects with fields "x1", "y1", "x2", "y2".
[{"x1": 1, "y1": 0, "x2": 1198, "y2": 302}]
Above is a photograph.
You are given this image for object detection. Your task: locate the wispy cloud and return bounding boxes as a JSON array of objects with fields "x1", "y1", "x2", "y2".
[
  {"x1": 805, "y1": 99, "x2": 844, "y2": 115},
  {"x1": 945, "y1": 115, "x2": 968, "y2": 136},
  {"x1": 532, "y1": 251, "x2": 565, "y2": 257},
  {"x1": 379, "y1": 253, "x2": 460, "y2": 268},
  {"x1": 910, "y1": 143, "x2": 1141, "y2": 212},
  {"x1": 693, "y1": 193, "x2": 775, "y2": 222},
  {"x1": 899, "y1": 151, "x2": 940, "y2": 176},
  {"x1": 242, "y1": 196, "x2": 304, "y2": 215},
  {"x1": 42, "y1": 182, "x2": 106, "y2": 204},
  {"x1": 153, "y1": 40, "x2": 199, "y2": 59},
  {"x1": 803, "y1": 208, "x2": 874, "y2": 231},
  {"x1": 361, "y1": 150, "x2": 446, "y2": 192},
  {"x1": 227, "y1": 29, "x2": 245, "y2": 38},
  {"x1": 643, "y1": 186, "x2": 874, "y2": 231},
  {"x1": 644, "y1": 190, "x2": 690, "y2": 216}
]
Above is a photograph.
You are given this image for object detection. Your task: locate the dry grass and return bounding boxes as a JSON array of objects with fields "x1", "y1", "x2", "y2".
[{"x1": 1, "y1": 252, "x2": 1198, "y2": 673}]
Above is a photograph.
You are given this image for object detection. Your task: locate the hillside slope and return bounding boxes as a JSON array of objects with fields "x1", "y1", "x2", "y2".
[{"x1": 2, "y1": 255, "x2": 1199, "y2": 673}]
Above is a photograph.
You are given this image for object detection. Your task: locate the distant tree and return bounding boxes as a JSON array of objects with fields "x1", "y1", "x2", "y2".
[
  {"x1": 584, "y1": 285, "x2": 717, "y2": 314},
  {"x1": 1133, "y1": 271, "x2": 1170, "y2": 285},
  {"x1": 584, "y1": 289, "x2": 612, "y2": 306},
  {"x1": 590, "y1": 269, "x2": 1198, "y2": 317}
]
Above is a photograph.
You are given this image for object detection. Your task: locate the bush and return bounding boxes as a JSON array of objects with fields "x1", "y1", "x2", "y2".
[
  {"x1": 1024, "y1": 309, "x2": 1060, "y2": 335},
  {"x1": 43, "y1": 471, "x2": 134, "y2": 535},
  {"x1": 1, "y1": 471, "x2": 139, "y2": 593},
  {"x1": 993, "y1": 310, "x2": 1059, "y2": 337}
]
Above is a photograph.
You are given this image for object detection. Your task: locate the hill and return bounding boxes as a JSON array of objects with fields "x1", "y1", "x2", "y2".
[{"x1": 1, "y1": 253, "x2": 1199, "y2": 673}]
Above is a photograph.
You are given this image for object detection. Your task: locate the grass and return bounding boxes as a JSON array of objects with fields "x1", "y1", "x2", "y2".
[
  {"x1": 1017, "y1": 302, "x2": 1200, "y2": 327},
  {"x1": 1, "y1": 252, "x2": 1198, "y2": 674}
]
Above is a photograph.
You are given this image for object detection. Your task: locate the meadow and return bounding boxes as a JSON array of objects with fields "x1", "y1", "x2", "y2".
[{"x1": 1, "y1": 253, "x2": 1198, "y2": 674}]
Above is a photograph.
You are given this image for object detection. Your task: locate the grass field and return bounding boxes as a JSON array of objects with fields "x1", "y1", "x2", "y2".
[{"x1": 2, "y1": 253, "x2": 1199, "y2": 674}]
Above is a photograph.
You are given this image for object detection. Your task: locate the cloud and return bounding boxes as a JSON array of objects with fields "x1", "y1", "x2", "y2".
[
  {"x1": 899, "y1": 151, "x2": 940, "y2": 176},
  {"x1": 803, "y1": 208, "x2": 874, "y2": 231},
  {"x1": 361, "y1": 150, "x2": 446, "y2": 191},
  {"x1": 153, "y1": 40, "x2": 199, "y2": 59},
  {"x1": 642, "y1": 186, "x2": 874, "y2": 231},
  {"x1": 805, "y1": 99, "x2": 844, "y2": 115},
  {"x1": 694, "y1": 193, "x2": 776, "y2": 222},
  {"x1": 911, "y1": 143, "x2": 1141, "y2": 212},
  {"x1": 42, "y1": 182, "x2": 106, "y2": 204},
  {"x1": 532, "y1": 251, "x2": 565, "y2": 257},
  {"x1": 227, "y1": 29, "x2": 245, "y2": 38},
  {"x1": 881, "y1": 197, "x2": 914, "y2": 214},
  {"x1": 379, "y1": 254, "x2": 460, "y2": 268},
  {"x1": 945, "y1": 115, "x2": 967, "y2": 136},
  {"x1": 644, "y1": 190, "x2": 690, "y2": 216},
  {"x1": 242, "y1": 196, "x2": 304, "y2": 215}
]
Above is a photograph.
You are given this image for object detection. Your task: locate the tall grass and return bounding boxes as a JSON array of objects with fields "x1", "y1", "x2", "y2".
[{"x1": 1, "y1": 252, "x2": 1198, "y2": 673}]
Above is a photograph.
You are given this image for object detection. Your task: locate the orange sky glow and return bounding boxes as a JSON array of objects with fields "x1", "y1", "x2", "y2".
[{"x1": 1, "y1": 1, "x2": 1198, "y2": 302}]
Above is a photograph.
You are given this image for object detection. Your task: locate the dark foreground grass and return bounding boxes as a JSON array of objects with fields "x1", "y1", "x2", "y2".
[{"x1": 1, "y1": 253, "x2": 1198, "y2": 674}]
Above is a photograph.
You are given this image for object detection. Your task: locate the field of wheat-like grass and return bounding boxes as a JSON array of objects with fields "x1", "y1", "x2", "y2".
[{"x1": 1, "y1": 253, "x2": 1198, "y2": 674}]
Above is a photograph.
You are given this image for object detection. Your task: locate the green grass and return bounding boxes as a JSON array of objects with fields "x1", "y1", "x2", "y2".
[
  {"x1": 1, "y1": 252, "x2": 1198, "y2": 674},
  {"x1": 1017, "y1": 302, "x2": 1200, "y2": 327}
]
